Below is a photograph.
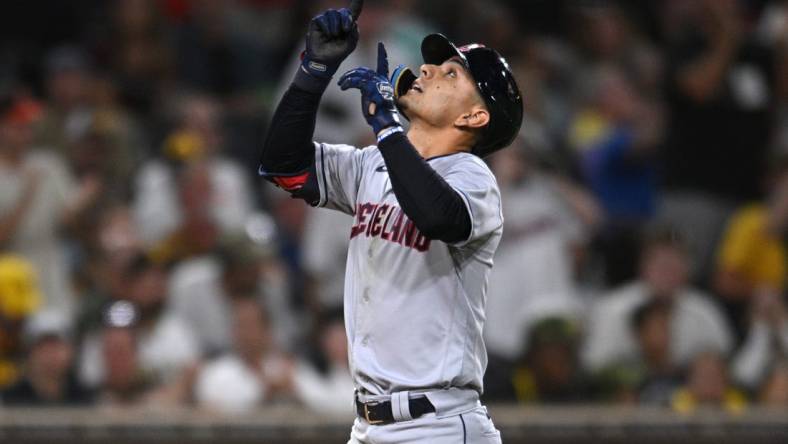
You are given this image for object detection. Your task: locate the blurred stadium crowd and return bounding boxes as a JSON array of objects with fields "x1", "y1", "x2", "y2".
[{"x1": 0, "y1": 0, "x2": 787, "y2": 416}]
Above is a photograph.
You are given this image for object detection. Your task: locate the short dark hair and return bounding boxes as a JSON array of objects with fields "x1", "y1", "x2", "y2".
[
  {"x1": 640, "y1": 223, "x2": 688, "y2": 257},
  {"x1": 630, "y1": 298, "x2": 671, "y2": 333}
]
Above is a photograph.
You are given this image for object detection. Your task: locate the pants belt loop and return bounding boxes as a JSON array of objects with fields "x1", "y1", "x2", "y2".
[{"x1": 390, "y1": 391, "x2": 412, "y2": 421}]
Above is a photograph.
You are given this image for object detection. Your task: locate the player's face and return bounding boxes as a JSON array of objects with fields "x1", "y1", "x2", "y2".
[{"x1": 398, "y1": 57, "x2": 483, "y2": 128}]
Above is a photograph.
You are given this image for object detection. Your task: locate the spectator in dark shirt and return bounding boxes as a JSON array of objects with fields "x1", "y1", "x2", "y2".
[
  {"x1": 664, "y1": 0, "x2": 776, "y2": 201},
  {"x1": 631, "y1": 298, "x2": 681, "y2": 406},
  {"x1": 660, "y1": 0, "x2": 778, "y2": 282},
  {"x1": 485, "y1": 317, "x2": 589, "y2": 404},
  {"x1": 1, "y1": 310, "x2": 92, "y2": 406}
]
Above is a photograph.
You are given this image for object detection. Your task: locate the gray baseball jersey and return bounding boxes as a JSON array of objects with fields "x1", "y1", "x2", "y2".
[{"x1": 312, "y1": 141, "x2": 503, "y2": 397}]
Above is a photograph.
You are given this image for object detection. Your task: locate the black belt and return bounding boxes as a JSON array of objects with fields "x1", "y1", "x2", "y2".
[{"x1": 355, "y1": 395, "x2": 435, "y2": 425}]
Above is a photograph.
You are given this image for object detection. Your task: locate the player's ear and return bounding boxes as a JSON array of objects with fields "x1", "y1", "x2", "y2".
[{"x1": 454, "y1": 105, "x2": 490, "y2": 130}]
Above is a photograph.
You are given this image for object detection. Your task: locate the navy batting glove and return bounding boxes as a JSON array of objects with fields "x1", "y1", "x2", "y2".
[
  {"x1": 302, "y1": 7, "x2": 359, "y2": 79},
  {"x1": 338, "y1": 42, "x2": 402, "y2": 137}
]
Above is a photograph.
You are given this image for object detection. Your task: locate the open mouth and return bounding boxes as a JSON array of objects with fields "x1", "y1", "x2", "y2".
[{"x1": 410, "y1": 81, "x2": 423, "y2": 93}]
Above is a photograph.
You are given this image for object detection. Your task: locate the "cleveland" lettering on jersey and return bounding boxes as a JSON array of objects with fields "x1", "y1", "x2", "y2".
[{"x1": 350, "y1": 203, "x2": 431, "y2": 252}]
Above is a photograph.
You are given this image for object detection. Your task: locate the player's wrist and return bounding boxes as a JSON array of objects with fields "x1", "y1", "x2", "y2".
[
  {"x1": 301, "y1": 52, "x2": 340, "y2": 79},
  {"x1": 293, "y1": 63, "x2": 333, "y2": 94},
  {"x1": 370, "y1": 109, "x2": 401, "y2": 136},
  {"x1": 376, "y1": 125, "x2": 404, "y2": 143}
]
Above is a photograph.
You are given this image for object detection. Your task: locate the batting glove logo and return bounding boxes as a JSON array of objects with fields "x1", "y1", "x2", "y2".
[
  {"x1": 308, "y1": 61, "x2": 328, "y2": 72},
  {"x1": 377, "y1": 82, "x2": 394, "y2": 101}
]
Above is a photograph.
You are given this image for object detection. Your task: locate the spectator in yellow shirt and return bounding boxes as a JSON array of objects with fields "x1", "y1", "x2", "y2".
[
  {"x1": 0, "y1": 254, "x2": 42, "y2": 388},
  {"x1": 714, "y1": 160, "x2": 788, "y2": 340},
  {"x1": 671, "y1": 351, "x2": 747, "y2": 414}
]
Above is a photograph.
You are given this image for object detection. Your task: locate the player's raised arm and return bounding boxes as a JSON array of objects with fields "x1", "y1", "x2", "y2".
[{"x1": 258, "y1": 1, "x2": 362, "y2": 203}]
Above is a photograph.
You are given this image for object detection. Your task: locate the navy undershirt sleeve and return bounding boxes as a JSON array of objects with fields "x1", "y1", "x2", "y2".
[
  {"x1": 258, "y1": 69, "x2": 331, "y2": 204},
  {"x1": 377, "y1": 132, "x2": 472, "y2": 244},
  {"x1": 258, "y1": 69, "x2": 331, "y2": 176}
]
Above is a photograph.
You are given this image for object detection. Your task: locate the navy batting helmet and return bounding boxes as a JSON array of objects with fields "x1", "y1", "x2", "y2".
[{"x1": 422, "y1": 34, "x2": 523, "y2": 157}]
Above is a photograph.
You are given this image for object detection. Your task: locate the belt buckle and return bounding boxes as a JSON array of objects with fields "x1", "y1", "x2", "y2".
[{"x1": 363, "y1": 402, "x2": 385, "y2": 425}]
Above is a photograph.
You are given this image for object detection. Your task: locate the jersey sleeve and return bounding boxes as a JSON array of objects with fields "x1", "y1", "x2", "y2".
[
  {"x1": 441, "y1": 156, "x2": 503, "y2": 248},
  {"x1": 313, "y1": 142, "x2": 367, "y2": 215}
]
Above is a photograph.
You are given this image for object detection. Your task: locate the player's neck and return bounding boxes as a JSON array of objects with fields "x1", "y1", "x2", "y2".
[{"x1": 406, "y1": 121, "x2": 473, "y2": 159}]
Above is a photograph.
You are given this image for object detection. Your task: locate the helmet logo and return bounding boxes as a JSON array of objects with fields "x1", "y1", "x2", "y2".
[{"x1": 458, "y1": 43, "x2": 486, "y2": 53}]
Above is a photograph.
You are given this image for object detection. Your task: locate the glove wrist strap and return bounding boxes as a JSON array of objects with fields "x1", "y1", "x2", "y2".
[
  {"x1": 299, "y1": 50, "x2": 338, "y2": 78},
  {"x1": 376, "y1": 126, "x2": 404, "y2": 144},
  {"x1": 294, "y1": 62, "x2": 332, "y2": 94}
]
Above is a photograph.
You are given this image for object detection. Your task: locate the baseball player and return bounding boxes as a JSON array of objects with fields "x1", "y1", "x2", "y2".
[{"x1": 259, "y1": 1, "x2": 522, "y2": 442}]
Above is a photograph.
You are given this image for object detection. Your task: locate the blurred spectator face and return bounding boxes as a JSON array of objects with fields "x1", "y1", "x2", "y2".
[
  {"x1": 90, "y1": 75, "x2": 121, "y2": 108},
  {"x1": 525, "y1": 319, "x2": 580, "y2": 392},
  {"x1": 46, "y1": 47, "x2": 91, "y2": 110},
  {"x1": 49, "y1": 70, "x2": 88, "y2": 109},
  {"x1": 530, "y1": 342, "x2": 575, "y2": 389},
  {"x1": 759, "y1": 364, "x2": 788, "y2": 406},
  {"x1": 0, "y1": 121, "x2": 33, "y2": 155},
  {"x1": 596, "y1": 68, "x2": 640, "y2": 122},
  {"x1": 321, "y1": 321, "x2": 349, "y2": 368},
  {"x1": 128, "y1": 263, "x2": 167, "y2": 311},
  {"x1": 635, "y1": 303, "x2": 671, "y2": 370},
  {"x1": 222, "y1": 260, "x2": 261, "y2": 298},
  {"x1": 0, "y1": 99, "x2": 41, "y2": 156},
  {"x1": 640, "y1": 243, "x2": 689, "y2": 299},
  {"x1": 232, "y1": 299, "x2": 271, "y2": 361},
  {"x1": 28, "y1": 336, "x2": 73, "y2": 384},
  {"x1": 686, "y1": 352, "x2": 728, "y2": 404},
  {"x1": 99, "y1": 205, "x2": 139, "y2": 261},
  {"x1": 581, "y1": 7, "x2": 628, "y2": 60},
  {"x1": 115, "y1": 0, "x2": 155, "y2": 34},
  {"x1": 91, "y1": 209, "x2": 139, "y2": 302},
  {"x1": 180, "y1": 96, "x2": 221, "y2": 155},
  {"x1": 70, "y1": 130, "x2": 114, "y2": 177},
  {"x1": 102, "y1": 327, "x2": 138, "y2": 392},
  {"x1": 113, "y1": 0, "x2": 168, "y2": 85}
]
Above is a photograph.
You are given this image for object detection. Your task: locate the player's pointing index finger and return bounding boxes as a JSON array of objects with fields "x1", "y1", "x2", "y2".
[
  {"x1": 349, "y1": 0, "x2": 364, "y2": 21},
  {"x1": 377, "y1": 42, "x2": 389, "y2": 77}
]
